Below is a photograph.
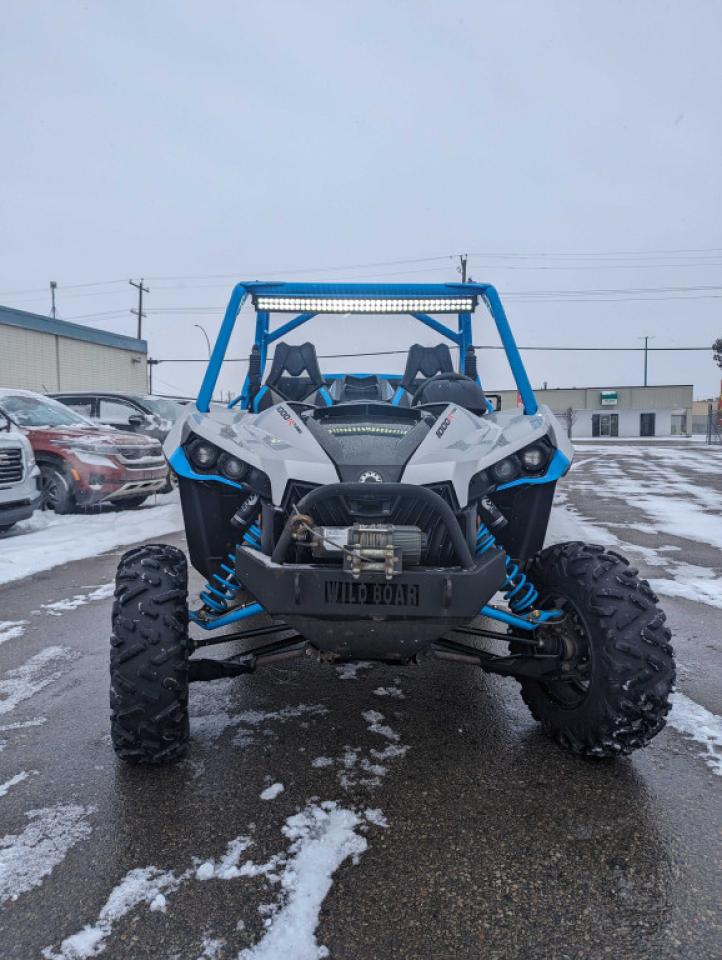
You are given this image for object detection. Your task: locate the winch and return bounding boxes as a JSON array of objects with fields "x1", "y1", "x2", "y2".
[{"x1": 311, "y1": 523, "x2": 426, "y2": 579}]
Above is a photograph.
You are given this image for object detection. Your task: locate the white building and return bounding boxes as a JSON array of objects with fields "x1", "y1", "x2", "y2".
[
  {"x1": 493, "y1": 384, "x2": 693, "y2": 438},
  {"x1": 0, "y1": 305, "x2": 148, "y2": 393}
]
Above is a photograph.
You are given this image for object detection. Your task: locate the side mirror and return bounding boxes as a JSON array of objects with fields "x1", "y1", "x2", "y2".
[
  {"x1": 128, "y1": 413, "x2": 146, "y2": 428},
  {"x1": 486, "y1": 393, "x2": 502, "y2": 412}
]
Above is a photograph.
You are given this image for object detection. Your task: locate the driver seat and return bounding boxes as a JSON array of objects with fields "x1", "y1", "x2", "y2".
[
  {"x1": 253, "y1": 342, "x2": 333, "y2": 411},
  {"x1": 391, "y1": 343, "x2": 455, "y2": 406}
]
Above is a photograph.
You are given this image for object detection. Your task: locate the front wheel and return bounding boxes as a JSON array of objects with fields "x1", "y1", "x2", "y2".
[
  {"x1": 39, "y1": 463, "x2": 75, "y2": 513},
  {"x1": 110, "y1": 543, "x2": 190, "y2": 763},
  {"x1": 512, "y1": 541, "x2": 675, "y2": 758}
]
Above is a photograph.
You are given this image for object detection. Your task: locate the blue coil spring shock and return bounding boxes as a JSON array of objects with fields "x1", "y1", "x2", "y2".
[
  {"x1": 199, "y1": 523, "x2": 262, "y2": 614},
  {"x1": 475, "y1": 523, "x2": 539, "y2": 614}
]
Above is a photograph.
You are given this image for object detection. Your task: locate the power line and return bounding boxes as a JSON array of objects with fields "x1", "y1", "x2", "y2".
[
  {"x1": 5, "y1": 245, "x2": 722, "y2": 298},
  {"x1": 153, "y1": 344, "x2": 713, "y2": 363}
]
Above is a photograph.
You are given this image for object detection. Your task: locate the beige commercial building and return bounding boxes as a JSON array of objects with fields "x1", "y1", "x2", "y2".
[
  {"x1": 492, "y1": 384, "x2": 693, "y2": 438},
  {"x1": 0, "y1": 305, "x2": 148, "y2": 394}
]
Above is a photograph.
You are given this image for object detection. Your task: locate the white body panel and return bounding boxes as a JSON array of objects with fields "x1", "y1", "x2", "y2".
[
  {"x1": 0, "y1": 424, "x2": 40, "y2": 515},
  {"x1": 166, "y1": 400, "x2": 572, "y2": 508}
]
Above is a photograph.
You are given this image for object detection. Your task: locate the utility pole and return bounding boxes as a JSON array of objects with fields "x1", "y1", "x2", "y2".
[
  {"x1": 49, "y1": 281, "x2": 57, "y2": 319},
  {"x1": 129, "y1": 278, "x2": 149, "y2": 340},
  {"x1": 638, "y1": 335, "x2": 655, "y2": 386},
  {"x1": 457, "y1": 254, "x2": 468, "y2": 283}
]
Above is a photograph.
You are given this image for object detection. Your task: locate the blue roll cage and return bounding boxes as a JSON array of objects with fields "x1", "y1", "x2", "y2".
[{"x1": 195, "y1": 281, "x2": 538, "y2": 416}]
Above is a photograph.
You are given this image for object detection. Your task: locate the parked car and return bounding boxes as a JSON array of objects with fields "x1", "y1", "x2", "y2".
[
  {"x1": 49, "y1": 392, "x2": 183, "y2": 442},
  {"x1": 0, "y1": 409, "x2": 41, "y2": 533},
  {"x1": 0, "y1": 390, "x2": 168, "y2": 512}
]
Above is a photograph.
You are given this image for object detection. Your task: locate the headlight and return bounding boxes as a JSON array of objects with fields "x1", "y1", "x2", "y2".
[
  {"x1": 51, "y1": 439, "x2": 123, "y2": 456},
  {"x1": 188, "y1": 438, "x2": 219, "y2": 470},
  {"x1": 520, "y1": 444, "x2": 549, "y2": 473},
  {"x1": 491, "y1": 457, "x2": 520, "y2": 483},
  {"x1": 218, "y1": 452, "x2": 248, "y2": 481}
]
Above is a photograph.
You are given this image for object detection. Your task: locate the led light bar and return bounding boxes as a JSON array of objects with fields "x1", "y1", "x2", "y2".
[{"x1": 255, "y1": 296, "x2": 475, "y2": 314}]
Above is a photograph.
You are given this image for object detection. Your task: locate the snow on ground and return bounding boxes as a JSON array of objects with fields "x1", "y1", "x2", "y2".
[
  {"x1": 0, "y1": 769, "x2": 33, "y2": 797},
  {"x1": 0, "y1": 621, "x2": 27, "y2": 646},
  {"x1": 239, "y1": 803, "x2": 368, "y2": 960},
  {"x1": 0, "y1": 646, "x2": 78, "y2": 717},
  {"x1": 42, "y1": 697, "x2": 410, "y2": 958},
  {"x1": 0, "y1": 803, "x2": 95, "y2": 904},
  {"x1": 0, "y1": 493, "x2": 182, "y2": 587},
  {"x1": 548, "y1": 484, "x2": 722, "y2": 611},
  {"x1": 647, "y1": 563, "x2": 722, "y2": 610},
  {"x1": 40, "y1": 583, "x2": 115, "y2": 616},
  {"x1": 43, "y1": 865, "x2": 187, "y2": 960},
  {"x1": 336, "y1": 661, "x2": 372, "y2": 680},
  {"x1": 43, "y1": 803, "x2": 378, "y2": 960},
  {"x1": 372, "y1": 684, "x2": 405, "y2": 699},
  {"x1": 260, "y1": 782, "x2": 285, "y2": 801},
  {"x1": 668, "y1": 693, "x2": 722, "y2": 776}
]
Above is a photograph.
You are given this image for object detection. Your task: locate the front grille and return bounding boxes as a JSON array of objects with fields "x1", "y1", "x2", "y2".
[
  {"x1": 0, "y1": 447, "x2": 23, "y2": 485},
  {"x1": 116, "y1": 443, "x2": 165, "y2": 469},
  {"x1": 119, "y1": 443, "x2": 162, "y2": 460},
  {"x1": 282, "y1": 482, "x2": 461, "y2": 565}
]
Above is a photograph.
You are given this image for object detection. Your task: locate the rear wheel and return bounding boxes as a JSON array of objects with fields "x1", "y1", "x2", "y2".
[
  {"x1": 39, "y1": 463, "x2": 74, "y2": 513},
  {"x1": 110, "y1": 543, "x2": 190, "y2": 763},
  {"x1": 511, "y1": 541, "x2": 675, "y2": 758},
  {"x1": 0, "y1": 523, "x2": 15, "y2": 534}
]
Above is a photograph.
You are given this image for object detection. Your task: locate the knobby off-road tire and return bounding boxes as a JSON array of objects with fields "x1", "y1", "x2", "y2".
[
  {"x1": 513, "y1": 541, "x2": 675, "y2": 758},
  {"x1": 110, "y1": 544, "x2": 190, "y2": 763}
]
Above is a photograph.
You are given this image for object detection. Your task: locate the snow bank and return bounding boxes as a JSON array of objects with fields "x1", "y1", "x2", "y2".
[
  {"x1": 0, "y1": 803, "x2": 94, "y2": 904},
  {"x1": 0, "y1": 495, "x2": 182, "y2": 587}
]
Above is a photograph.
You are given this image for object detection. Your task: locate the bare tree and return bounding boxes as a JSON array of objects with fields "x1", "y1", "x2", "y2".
[{"x1": 559, "y1": 406, "x2": 578, "y2": 439}]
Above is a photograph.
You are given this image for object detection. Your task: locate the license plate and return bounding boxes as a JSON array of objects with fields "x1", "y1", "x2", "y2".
[{"x1": 324, "y1": 580, "x2": 419, "y2": 607}]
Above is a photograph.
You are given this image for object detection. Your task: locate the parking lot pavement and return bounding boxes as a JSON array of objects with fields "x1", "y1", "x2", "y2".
[{"x1": 1, "y1": 445, "x2": 721, "y2": 960}]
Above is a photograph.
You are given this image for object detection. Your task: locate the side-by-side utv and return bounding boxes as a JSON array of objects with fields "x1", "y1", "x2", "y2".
[{"x1": 109, "y1": 282, "x2": 675, "y2": 764}]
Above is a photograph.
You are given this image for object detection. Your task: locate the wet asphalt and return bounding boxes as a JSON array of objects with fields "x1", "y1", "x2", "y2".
[{"x1": 0, "y1": 442, "x2": 720, "y2": 960}]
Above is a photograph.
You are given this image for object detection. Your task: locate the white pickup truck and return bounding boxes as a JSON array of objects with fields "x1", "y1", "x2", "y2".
[{"x1": 0, "y1": 410, "x2": 41, "y2": 534}]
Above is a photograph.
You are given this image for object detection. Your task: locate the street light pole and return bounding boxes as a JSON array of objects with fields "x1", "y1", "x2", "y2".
[
  {"x1": 194, "y1": 324, "x2": 211, "y2": 357},
  {"x1": 49, "y1": 281, "x2": 57, "y2": 319}
]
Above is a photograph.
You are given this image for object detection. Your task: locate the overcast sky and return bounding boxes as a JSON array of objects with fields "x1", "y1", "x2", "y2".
[{"x1": 1, "y1": 0, "x2": 721, "y2": 400}]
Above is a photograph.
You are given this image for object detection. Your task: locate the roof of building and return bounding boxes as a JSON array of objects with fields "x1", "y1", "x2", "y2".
[
  {"x1": 493, "y1": 384, "x2": 693, "y2": 392},
  {"x1": 0, "y1": 304, "x2": 147, "y2": 354}
]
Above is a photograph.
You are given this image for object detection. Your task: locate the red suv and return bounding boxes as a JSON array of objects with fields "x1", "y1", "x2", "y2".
[{"x1": 0, "y1": 390, "x2": 168, "y2": 512}]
